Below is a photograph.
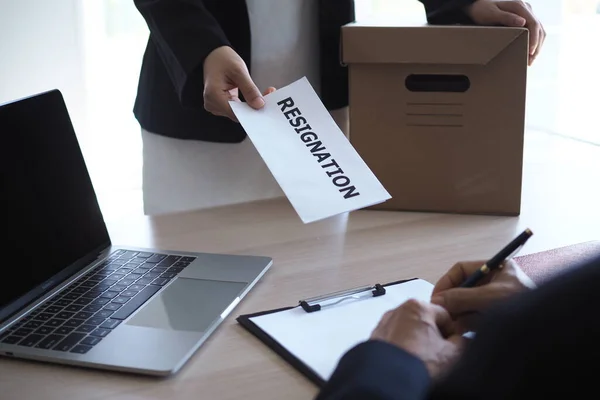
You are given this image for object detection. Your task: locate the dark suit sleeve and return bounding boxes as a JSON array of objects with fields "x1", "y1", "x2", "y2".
[
  {"x1": 418, "y1": 0, "x2": 478, "y2": 24},
  {"x1": 318, "y1": 0, "x2": 355, "y2": 111},
  {"x1": 316, "y1": 340, "x2": 431, "y2": 400},
  {"x1": 133, "y1": 0, "x2": 230, "y2": 108}
]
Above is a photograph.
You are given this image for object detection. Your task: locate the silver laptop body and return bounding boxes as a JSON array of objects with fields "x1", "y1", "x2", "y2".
[{"x1": 0, "y1": 90, "x2": 272, "y2": 376}]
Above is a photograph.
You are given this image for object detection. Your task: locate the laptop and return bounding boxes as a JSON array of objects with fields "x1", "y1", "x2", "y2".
[{"x1": 0, "y1": 90, "x2": 272, "y2": 375}]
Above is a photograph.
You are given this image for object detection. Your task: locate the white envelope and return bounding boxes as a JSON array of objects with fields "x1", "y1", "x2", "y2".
[{"x1": 230, "y1": 77, "x2": 391, "y2": 223}]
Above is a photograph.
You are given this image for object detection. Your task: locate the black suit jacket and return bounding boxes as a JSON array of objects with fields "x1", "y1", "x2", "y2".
[
  {"x1": 133, "y1": 0, "x2": 476, "y2": 143},
  {"x1": 316, "y1": 253, "x2": 600, "y2": 399}
]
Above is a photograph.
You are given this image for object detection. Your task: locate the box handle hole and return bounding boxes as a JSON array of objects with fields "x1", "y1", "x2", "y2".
[{"x1": 405, "y1": 74, "x2": 470, "y2": 93}]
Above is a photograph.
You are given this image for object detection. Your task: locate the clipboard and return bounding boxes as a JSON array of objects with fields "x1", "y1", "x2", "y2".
[{"x1": 236, "y1": 277, "x2": 433, "y2": 387}]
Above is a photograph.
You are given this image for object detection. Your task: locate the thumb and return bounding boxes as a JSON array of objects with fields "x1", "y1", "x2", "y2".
[
  {"x1": 431, "y1": 284, "x2": 507, "y2": 315},
  {"x1": 231, "y1": 69, "x2": 264, "y2": 109},
  {"x1": 490, "y1": 8, "x2": 527, "y2": 27}
]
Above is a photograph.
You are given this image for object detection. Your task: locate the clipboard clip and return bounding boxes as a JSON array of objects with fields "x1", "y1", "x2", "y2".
[{"x1": 299, "y1": 284, "x2": 386, "y2": 313}]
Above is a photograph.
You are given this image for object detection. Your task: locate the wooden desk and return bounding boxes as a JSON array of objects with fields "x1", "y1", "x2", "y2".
[{"x1": 1, "y1": 131, "x2": 599, "y2": 399}]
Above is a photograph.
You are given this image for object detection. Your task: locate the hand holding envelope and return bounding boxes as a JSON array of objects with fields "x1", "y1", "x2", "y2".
[{"x1": 229, "y1": 77, "x2": 390, "y2": 224}]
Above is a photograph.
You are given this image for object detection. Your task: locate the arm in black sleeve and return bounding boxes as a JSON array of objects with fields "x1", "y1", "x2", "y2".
[
  {"x1": 133, "y1": 0, "x2": 230, "y2": 108},
  {"x1": 418, "y1": 0, "x2": 478, "y2": 24},
  {"x1": 316, "y1": 340, "x2": 431, "y2": 400},
  {"x1": 318, "y1": 0, "x2": 355, "y2": 111}
]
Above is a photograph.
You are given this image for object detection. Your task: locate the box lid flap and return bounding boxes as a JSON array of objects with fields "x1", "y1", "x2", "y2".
[{"x1": 342, "y1": 22, "x2": 527, "y2": 66}]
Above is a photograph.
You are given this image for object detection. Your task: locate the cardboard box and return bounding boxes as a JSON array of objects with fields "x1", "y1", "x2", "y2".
[{"x1": 342, "y1": 21, "x2": 528, "y2": 215}]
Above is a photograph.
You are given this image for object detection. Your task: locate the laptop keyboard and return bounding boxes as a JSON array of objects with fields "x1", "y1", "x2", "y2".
[{"x1": 0, "y1": 250, "x2": 195, "y2": 354}]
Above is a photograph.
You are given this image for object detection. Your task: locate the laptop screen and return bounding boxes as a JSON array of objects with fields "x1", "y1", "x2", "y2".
[{"x1": 0, "y1": 90, "x2": 110, "y2": 323}]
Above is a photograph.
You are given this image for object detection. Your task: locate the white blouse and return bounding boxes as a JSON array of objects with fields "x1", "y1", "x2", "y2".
[{"x1": 246, "y1": 0, "x2": 320, "y2": 95}]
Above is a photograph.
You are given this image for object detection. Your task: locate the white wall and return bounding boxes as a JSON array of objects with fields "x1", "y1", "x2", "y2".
[
  {"x1": 0, "y1": 0, "x2": 87, "y2": 141},
  {"x1": 523, "y1": 0, "x2": 563, "y2": 133},
  {"x1": 0, "y1": 0, "x2": 149, "y2": 222}
]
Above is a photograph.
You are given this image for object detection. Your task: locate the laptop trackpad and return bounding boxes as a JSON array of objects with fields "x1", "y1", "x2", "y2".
[{"x1": 126, "y1": 278, "x2": 247, "y2": 332}]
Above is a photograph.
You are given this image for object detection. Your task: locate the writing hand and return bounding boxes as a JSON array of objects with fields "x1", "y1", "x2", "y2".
[{"x1": 431, "y1": 259, "x2": 535, "y2": 332}]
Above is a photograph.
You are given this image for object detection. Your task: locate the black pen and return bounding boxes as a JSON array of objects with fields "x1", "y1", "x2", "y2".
[{"x1": 460, "y1": 228, "x2": 533, "y2": 288}]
